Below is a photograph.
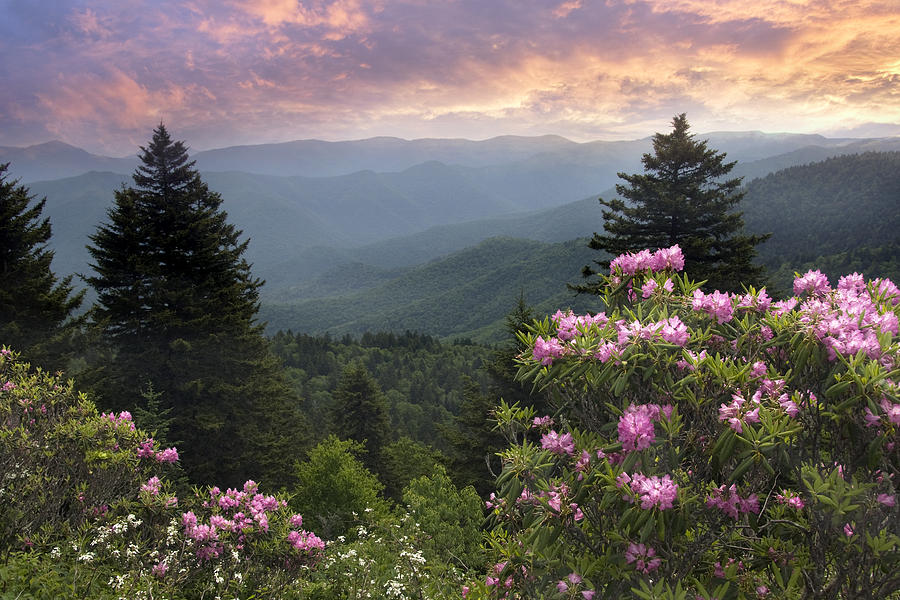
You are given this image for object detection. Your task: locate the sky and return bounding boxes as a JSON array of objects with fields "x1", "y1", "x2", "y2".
[{"x1": 2, "y1": 0, "x2": 899, "y2": 156}]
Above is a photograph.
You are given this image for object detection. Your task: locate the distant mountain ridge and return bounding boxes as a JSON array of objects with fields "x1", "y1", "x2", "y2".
[{"x1": 6, "y1": 131, "x2": 900, "y2": 183}]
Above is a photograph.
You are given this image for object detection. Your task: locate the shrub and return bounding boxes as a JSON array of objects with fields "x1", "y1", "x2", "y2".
[
  {"x1": 468, "y1": 248, "x2": 899, "y2": 599},
  {"x1": 0, "y1": 349, "x2": 322, "y2": 599}
]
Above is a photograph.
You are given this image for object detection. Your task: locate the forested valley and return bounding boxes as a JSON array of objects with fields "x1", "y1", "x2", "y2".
[{"x1": 1, "y1": 122, "x2": 898, "y2": 599}]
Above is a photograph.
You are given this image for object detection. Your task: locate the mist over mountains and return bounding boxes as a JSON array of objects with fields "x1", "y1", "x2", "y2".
[{"x1": 6, "y1": 131, "x2": 900, "y2": 341}]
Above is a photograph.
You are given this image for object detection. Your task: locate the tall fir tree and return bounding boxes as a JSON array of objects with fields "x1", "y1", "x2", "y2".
[
  {"x1": 85, "y1": 125, "x2": 306, "y2": 487},
  {"x1": 0, "y1": 163, "x2": 84, "y2": 371},
  {"x1": 330, "y1": 362, "x2": 392, "y2": 479},
  {"x1": 575, "y1": 114, "x2": 769, "y2": 293}
]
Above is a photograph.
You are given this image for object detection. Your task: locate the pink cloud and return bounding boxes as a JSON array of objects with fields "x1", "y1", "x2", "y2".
[{"x1": 1, "y1": 0, "x2": 898, "y2": 154}]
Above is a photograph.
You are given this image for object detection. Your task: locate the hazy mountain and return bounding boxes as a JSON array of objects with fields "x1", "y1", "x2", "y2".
[
  {"x1": 0, "y1": 141, "x2": 137, "y2": 183},
  {"x1": 192, "y1": 135, "x2": 580, "y2": 177},
  {"x1": 9, "y1": 131, "x2": 900, "y2": 184},
  {"x1": 24, "y1": 137, "x2": 900, "y2": 303}
]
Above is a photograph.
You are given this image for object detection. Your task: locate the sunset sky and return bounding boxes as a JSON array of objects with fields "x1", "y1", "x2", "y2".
[{"x1": 2, "y1": 0, "x2": 899, "y2": 156}]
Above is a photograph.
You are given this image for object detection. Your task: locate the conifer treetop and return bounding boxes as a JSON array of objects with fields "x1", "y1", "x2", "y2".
[{"x1": 132, "y1": 123, "x2": 200, "y2": 198}]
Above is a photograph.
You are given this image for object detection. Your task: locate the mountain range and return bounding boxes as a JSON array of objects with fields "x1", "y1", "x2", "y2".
[{"x1": 6, "y1": 132, "x2": 899, "y2": 341}]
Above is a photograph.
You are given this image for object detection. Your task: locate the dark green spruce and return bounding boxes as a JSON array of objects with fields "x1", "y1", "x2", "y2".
[
  {"x1": 0, "y1": 163, "x2": 84, "y2": 371},
  {"x1": 575, "y1": 114, "x2": 770, "y2": 293},
  {"x1": 84, "y1": 125, "x2": 307, "y2": 487},
  {"x1": 330, "y1": 362, "x2": 392, "y2": 479}
]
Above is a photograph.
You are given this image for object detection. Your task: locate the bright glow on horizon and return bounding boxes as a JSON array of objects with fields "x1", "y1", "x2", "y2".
[{"x1": 1, "y1": 0, "x2": 899, "y2": 155}]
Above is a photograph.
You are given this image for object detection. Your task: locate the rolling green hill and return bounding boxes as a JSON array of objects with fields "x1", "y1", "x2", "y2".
[
  {"x1": 260, "y1": 237, "x2": 603, "y2": 343},
  {"x1": 741, "y1": 151, "x2": 900, "y2": 290}
]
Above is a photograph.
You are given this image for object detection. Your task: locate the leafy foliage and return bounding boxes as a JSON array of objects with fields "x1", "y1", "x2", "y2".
[{"x1": 469, "y1": 248, "x2": 899, "y2": 599}]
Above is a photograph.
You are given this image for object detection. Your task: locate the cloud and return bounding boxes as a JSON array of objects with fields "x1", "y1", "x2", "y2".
[{"x1": 1, "y1": 0, "x2": 898, "y2": 154}]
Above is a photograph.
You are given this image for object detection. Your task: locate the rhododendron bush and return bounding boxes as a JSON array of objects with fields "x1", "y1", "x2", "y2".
[
  {"x1": 471, "y1": 247, "x2": 899, "y2": 599},
  {"x1": 0, "y1": 348, "x2": 322, "y2": 599}
]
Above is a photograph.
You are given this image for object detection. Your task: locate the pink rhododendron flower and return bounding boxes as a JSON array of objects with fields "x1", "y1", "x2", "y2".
[
  {"x1": 141, "y1": 476, "x2": 162, "y2": 496},
  {"x1": 706, "y1": 484, "x2": 760, "y2": 519},
  {"x1": 794, "y1": 269, "x2": 830, "y2": 296},
  {"x1": 155, "y1": 447, "x2": 179, "y2": 463},
  {"x1": 776, "y1": 490, "x2": 805, "y2": 510},
  {"x1": 880, "y1": 398, "x2": 900, "y2": 425},
  {"x1": 659, "y1": 315, "x2": 690, "y2": 346},
  {"x1": 137, "y1": 439, "x2": 156, "y2": 458},
  {"x1": 692, "y1": 289, "x2": 734, "y2": 323},
  {"x1": 287, "y1": 529, "x2": 325, "y2": 552},
  {"x1": 625, "y1": 542, "x2": 661, "y2": 573},
  {"x1": 628, "y1": 473, "x2": 678, "y2": 510},
  {"x1": 532, "y1": 415, "x2": 553, "y2": 428},
  {"x1": 541, "y1": 430, "x2": 575, "y2": 455},
  {"x1": 877, "y1": 494, "x2": 896, "y2": 507},
  {"x1": 533, "y1": 336, "x2": 565, "y2": 365},
  {"x1": 844, "y1": 523, "x2": 854, "y2": 536},
  {"x1": 151, "y1": 561, "x2": 167, "y2": 578},
  {"x1": 618, "y1": 404, "x2": 658, "y2": 452}
]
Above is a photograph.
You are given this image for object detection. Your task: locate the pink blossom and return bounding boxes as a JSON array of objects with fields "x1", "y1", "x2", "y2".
[
  {"x1": 629, "y1": 473, "x2": 678, "y2": 510},
  {"x1": 289, "y1": 513, "x2": 304, "y2": 528},
  {"x1": 287, "y1": 529, "x2": 325, "y2": 552},
  {"x1": 880, "y1": 398, "x2": 900, "y2": 425},
  {"x1": 776, "y1": 490, "x2": 805, "y2": 510},
  {"x1": 151, "y1": 561, "x2": 167, "y2": 578},
  {"x1": 794, "y1": 269, "x2": 831, "y2": 296},
  {"x1": 141, "y1": 476, "x2": 161, "y2": 496},
  {"x1": 625, "y1": 542, "x2": 661, "y2": 573},
  {"x1": 877, "y1": 494, "x2": 896, "y2": 507},
  {"x1": 659, "y1": 316, "x2": 690, "y2": 346},
  {"x1": 583, "y1": 592, "x2": 595, "y2": 600},
  {"x1": 706, "y1": 484, "x2": 760, "y2": 519},
  {"x1": 137, "y1": 439, "x2": 156, "y2": 458},
  {"x1": 533, "y1": 336, "x2": 565, "y2": 366},
  {"x1": 641, "y1": 279, "x2": 658, "y2": 298},
  {"x1": 618, "y1": 404, "x2": 658, "y2": 452},
  {"x1": 532, "y1": 415, "x2": 554, "y2": 428},
  {"x1": 541, "y1": 430, "x2": 575, "y2": 455},
  {"x1": 155, "y1": 447, "x2": 179, "y2": 463},
  {"x1": 750, "y1": 361, "x2": 767, "y2": 378},
  {"x1": 692, "y1": 289, "x2": 734, "y2": 323},
  {"x1": 844, "y1": 523, "x2": 854, "y2": 536}
]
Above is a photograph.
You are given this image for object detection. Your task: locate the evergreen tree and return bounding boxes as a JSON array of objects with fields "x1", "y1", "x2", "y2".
[
  {"x1": 445, "y1": 294, "x2": 546, "y2": 496},
  {"x1": 330, "y1": 362, "x2": 392, "y2": 478},
  {"x1": 0, "y1": 163, "x2": 84, "y2": 371},
  {"x1": 85, "y1": 125, "x2": 306, "y2": 487},
  {"x1": 575, "y1": 114, "x2": 769, "y2": 293}
]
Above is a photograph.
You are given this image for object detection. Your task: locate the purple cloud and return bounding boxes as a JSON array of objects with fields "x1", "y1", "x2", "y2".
[{"x1": 1, "y1": 0, "x2": 898, "y2": 154}]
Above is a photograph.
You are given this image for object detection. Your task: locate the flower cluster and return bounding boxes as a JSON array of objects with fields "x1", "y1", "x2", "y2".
[
  {"x1": 705, "y1": 484, "x2": 760, "y2": 519},
  {"x1": 625, "y1": 542, "x2": 661, "y2": 574},
  {"x1": 610, "y1": 245, "x2": 685, "y2": 275},
  {"x1": 618, "y1": 472, "x2": 678, "y2": 510},
  {"x1": 541, "y1": 430, "x2": 575, "y2": 455},
  {"x1": 136, "y1": 438, "x2": 179, "y2": 463},
  {"x1": 618, "y1": 403, "x2": 672, "y2": 452},
  {"x1": 100, "y1": 410, "x2": 136, "y2": 431}
]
